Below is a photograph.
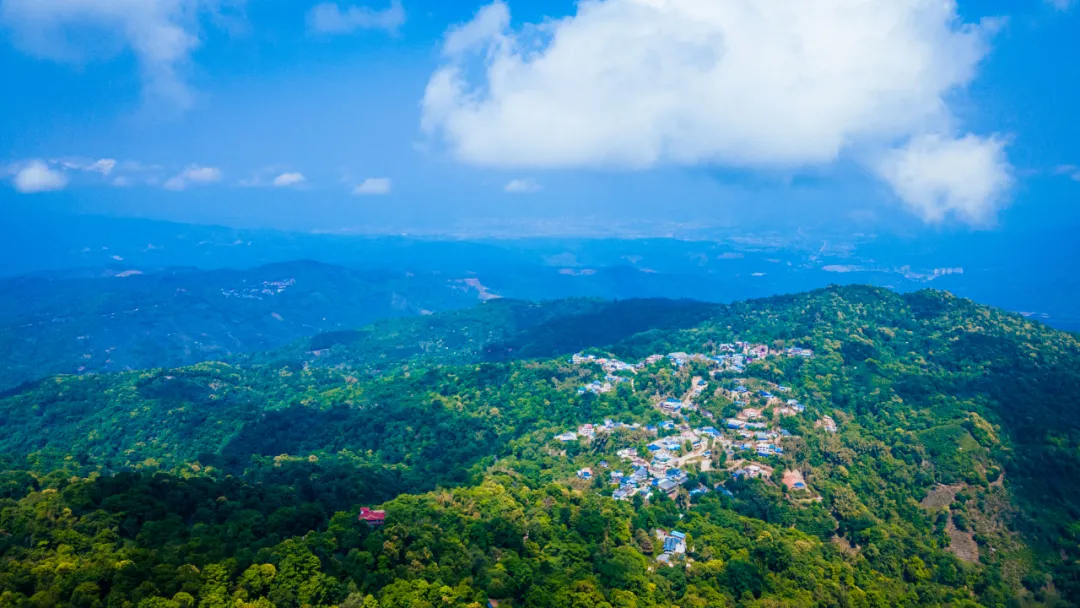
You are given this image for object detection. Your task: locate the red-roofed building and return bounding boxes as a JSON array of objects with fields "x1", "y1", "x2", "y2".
[{"x1": 358, "y1": 507, "x2": 386, "y2": 527}]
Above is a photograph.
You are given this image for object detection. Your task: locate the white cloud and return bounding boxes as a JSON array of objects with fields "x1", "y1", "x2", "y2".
[
  {"x1": 163, "y1": 177, "x2": 187, "y2": 191},
  {"x1": 876, "y1": 134, "x2": 1013, "y2": 224},
  {"x1": 113, "y1": 160, "x2": 163, "y2": 186},
  {"x1": 164, "y1": 165, "x2": 222, "y2": 190},
  {"x1": 239, "y1": 169, "x2": 307, "y2": 188},
  {"x1": 308, "y1": 1, "x2": 405, "y2": 34},
  {"x1": 1054, "y1": 165, "x2": 1080, "y2": 181},
  {"x1": 182, "y1": 166, "x2": 222, "y2": 182},
  {"x1": 1046, "y1": 0, "x2": 1073, "y2": 11},
  {"x1": 272, "y1": 172, "x2": 306, "y2": 188},
  {"x1": 60, "y1": 158, "x2": 117, "y2": 176},
  {"x1": 0, "y1": 0, "x2": 236, "y2": 109},
  {"x1": 504, "y1": 178, "x2": 542, "y2": 194},
  {"x1": 353, "y1": 177, "x2": 392, "y2": 195},
  {"x1": 425, "y1": 0, "x2": 999, "y2": 169},
  {"x1": 440, "y1": 1, "x2": 509, "y2": 56},
  {"x1": 117, "y1": 160, "x2": 163, "y2": 173},
  {"x1": 85, "y1": 158, "x2": 117, "y2": 175},
  {"x1": 423, "y1": 0, "x2": 1012, "y2": 223},
  {"x1": 11, "y1": 160, "x2": 68, "y2": 193}
]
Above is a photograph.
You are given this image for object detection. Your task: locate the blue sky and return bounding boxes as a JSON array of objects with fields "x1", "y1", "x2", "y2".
[{"x1": 1, "y1": 0, "x2": 1078, "y2": 235}]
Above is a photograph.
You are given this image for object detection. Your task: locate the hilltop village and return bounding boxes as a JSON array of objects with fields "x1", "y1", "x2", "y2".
[{"x1": 552, "y1": 341, "x2": 831, "y2": 561}]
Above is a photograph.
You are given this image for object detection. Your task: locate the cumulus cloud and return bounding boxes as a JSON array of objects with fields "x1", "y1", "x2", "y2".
[
  {"x1": 239, "y1": 169, "x2": 307, "y2": 188},
  {"x1": 5, "y1": 157, "x2": 157, "y2": 190},
  {"x1": 272, "y1": 172, "x2": 306, "y2": 187},
  {"x1": 164, "y1": 165, "x2": 222, "y2": 190},
  {"x1": 422, "y1": 0, "x2": 1012, "y2": 223},
  {"x1": 0, "y1": 0, "x2": 237, "y2": 109},
  {"x1": 876, "y1": 134, "x2": 1013, "y2": 224},
  {"x1": 1046, "y1": 0, "x2": 1073, "y2": 11},
  {"x1": 504, "y1": 178, "x2": 542, "y2": 194},
  {"x1": 11, "y1": 160, "x2": 68, "y2": 193},
  {"x1": 308, "y1": 1, "x2": 405, "y2": 34},
  {"x1": 353, "y1": 177, "x2": 392, "y2": 195}
]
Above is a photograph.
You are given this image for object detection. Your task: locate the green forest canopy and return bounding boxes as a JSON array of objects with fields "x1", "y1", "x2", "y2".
[{"x1": 1, "y1": 285, "x2": 1078, "y2": 607}]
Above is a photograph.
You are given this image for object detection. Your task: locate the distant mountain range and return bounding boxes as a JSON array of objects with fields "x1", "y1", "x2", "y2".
[
  {"x1": 0, "y1": 261, "x2": 489, "y2": 390},
  {"x1": 5, "y1": 246, "x2": 1080, "y2": 391},
  {"x1": 2, "y1": 212, "x2": 1078, "y2": 390},
  {"x1": 2, "y1": 212, "x2": 1076, "y2": 331}
]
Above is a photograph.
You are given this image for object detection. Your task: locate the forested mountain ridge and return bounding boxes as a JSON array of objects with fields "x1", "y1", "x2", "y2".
[
  {"x1": 253, "y1": 297, "x2": 722, "y2": 372},
  {"x1": 1, "y1": 285, "x2": 1078, "y2": 607},
  {"x1": 0, "y1": 261, "x2": 490, "y2": 390}
]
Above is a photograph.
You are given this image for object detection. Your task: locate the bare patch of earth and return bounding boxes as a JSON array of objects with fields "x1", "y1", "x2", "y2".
[
  {"x1": 920, "y1": 484, "x2": 961, "y2": 510},
  {"x1": 946, "y1": 518, "x2": 980, "y2": 563}
]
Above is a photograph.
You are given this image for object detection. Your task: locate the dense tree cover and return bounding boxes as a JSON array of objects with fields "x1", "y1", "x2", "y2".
[
  {"x1": 0, "y1": 355, "x2": 670, "y2": 506},
  {"x1": 0, "y1": 261, "x2": 487, "y2": 391},
  {"x1": 0, "y1": 360, "x2": 572, "y2": 497},
  {"x1": 1, "y1": 285, "x2": 1079, "y2": 606},
  {"x1": 0, "y1": 466, "x2": 993, "y2": 608},
  {"x1": 255, "y1": 298, "x2": 720, "y2": 373}
]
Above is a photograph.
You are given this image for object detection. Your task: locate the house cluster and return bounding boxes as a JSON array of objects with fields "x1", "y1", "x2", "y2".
[
  {"x1": 555, "y1": 418, "x2": 657, "y2": 443},
  {"x1": 557, "y1": 389, "x2": 812, "y2": 504},
  {"x1": 578, "y1": 380, "x2": 614, "y2": 395},
  {"x1": 712, "y1": 341, "x2": 815, "y2": 372},
  {"x1": 665, "y1": 352, "x2": 712, "y2": 369},
  {"x1": 572, "y1": 342, "x2": 813, "y2": 377},
  {"x1": 570, "y1": 352, "x2": 637, "y2": 372},
  {"x1": 605, "y1": 425, "x2": 722, "y2": 501},
  {"x1": 571, "y1": 353, "x2": 638, "y2": 394},
  {"x1": 570, "y1": 344, "x2": 813, "y2": 401},
  {"x1": 221, "y1": 278, "x2": 296, "y2": 300},
  {"x1": 709, "y1": 382, "x2": 808, "y2": 457},
  {"x1": 654, "y1": 529, "x2": 688, "y2": 565},
  {"x1": 562, "y1": 345, "x2": 820, "y2": 505},
  {"x1": 699, "y1": 380, "x2": 825, "y2": 496},
  {"x1": 731, "y1": 462, "x2": 773, "y2": 480}
]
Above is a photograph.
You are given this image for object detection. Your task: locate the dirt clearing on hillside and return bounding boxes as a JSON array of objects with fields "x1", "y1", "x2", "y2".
[
  {"x1": 920, "y1": 484, "x2": 961, "y2": 510},
  {"x1": 947, "y1": 518, "x2": 980, "y2": 563},
  {"x1": 782, "y1": 469, "x2": 806, "y2": 490}
]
